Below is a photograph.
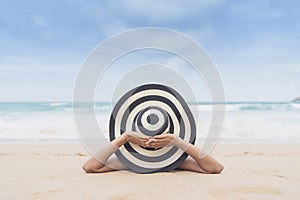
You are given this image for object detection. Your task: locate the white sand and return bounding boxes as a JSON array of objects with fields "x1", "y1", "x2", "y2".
[{"x1": 1, "y1": 143, "x2": 299, "y2": 199}]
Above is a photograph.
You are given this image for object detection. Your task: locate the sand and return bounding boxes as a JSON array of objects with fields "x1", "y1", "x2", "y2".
[{"x1": 1, "y1": 142, "x2": 299, "y2": 200}]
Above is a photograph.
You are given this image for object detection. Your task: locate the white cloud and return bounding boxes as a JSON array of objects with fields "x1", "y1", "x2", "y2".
[
  {"x1": 289, "y1": 80, "x2": 296, "y2": 89},
  {"x1": 232, "y1": 32, "x2": 299, "y2": 58},
  {"x1": 0, "y1": 56, "x2": 78, "y2": 76},
  {"x1": 32, "y1": 15, "x2": 48, "y2": 27},
  {"x1": 230, "y1": 1, "x2": 284, "y2": 21},
  {"x1": 296, "y1": 64, "x2": 300, "y2": 72},
  {"x1": 101, "y1": 21, "x2": 130, "y2": 37},
  {"x1": 40, "y1": 30, "x2": 57, "y2": 40},
  {"x1": 115, "y1": 0, "x2": 225, "y2": 22},
  {"x1": 185, "y1": 26, "x2": 218, "y2": 44},
  {"x1": 32, "y1": 15, "x2": 59, "y2": 41},
  {"x1": 68, "y1": 0, "x2": 225, "y2": 25}
]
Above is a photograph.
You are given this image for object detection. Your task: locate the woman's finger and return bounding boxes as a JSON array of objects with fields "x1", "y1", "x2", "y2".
[{"x1": 153, "y1": 134, "x2": 167, "y2": 139}]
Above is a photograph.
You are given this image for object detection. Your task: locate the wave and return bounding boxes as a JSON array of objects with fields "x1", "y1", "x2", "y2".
[
  {"x1": 1, "y1": 102, "x2": 299, "y2": 114},
  {"x1": 1, "y1": 110, "x2": 299, "y2": 140},
  {"x1": 0, "y1": 102, "x2": 300, "y2": 140},
  {"x1": 194, "y1": 102, "x2": 299, "y2": 112},
  {"x1": 49, "y1": 102, "x2": 69, "y2": 107},
  {"x1": 291, "y1": 103, "x2": 300, "y2": 109}
]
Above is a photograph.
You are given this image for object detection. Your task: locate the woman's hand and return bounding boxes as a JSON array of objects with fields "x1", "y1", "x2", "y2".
[
  {"x1": 146, "y1": 133, "x2": 176, "y2": 149},
  {"x1": 122, "y1": 132, "x2": 149, "y2": 148},
  {"x1": 146, "y1": 134, "x2": 191, "y2": 151}
]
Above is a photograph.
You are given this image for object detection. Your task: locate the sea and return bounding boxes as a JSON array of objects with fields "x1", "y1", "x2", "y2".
[{"x1": 0, "y1": 102, "x2": 300, "y2": 143}]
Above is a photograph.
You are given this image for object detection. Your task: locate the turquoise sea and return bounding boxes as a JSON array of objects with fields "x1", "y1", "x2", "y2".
[{"x1": 0, "y1": 102, "x2": 299, "y2": 141}]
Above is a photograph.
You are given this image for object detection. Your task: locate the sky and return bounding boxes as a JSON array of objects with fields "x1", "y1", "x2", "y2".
[{"x1": 0, "y1": 0, "x2": 299, "y2": 102}]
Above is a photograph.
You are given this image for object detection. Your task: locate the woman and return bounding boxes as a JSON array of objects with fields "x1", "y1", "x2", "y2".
[{"x1": 82, "y1": 132, "x2": 224, "y2": 174}]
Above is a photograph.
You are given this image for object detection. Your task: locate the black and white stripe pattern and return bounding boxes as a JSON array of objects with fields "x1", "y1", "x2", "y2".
[
  {"x1": 109, "y1": 84, "x2": 196, "y2": 173},
  {"x1": 134, "y1": 106, "x2": 169, "y2": 137}
]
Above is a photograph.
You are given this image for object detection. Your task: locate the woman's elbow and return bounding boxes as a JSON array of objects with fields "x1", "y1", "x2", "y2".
[
  {"x1": 82, "y1": 163, "x2": 94, "y2": 173},
  {"x1": 213, "y1": 164, "x2": 224, "y2": 174},
  {"x1": 206, "y1": 164, "x2": 224, "y2": 174}
]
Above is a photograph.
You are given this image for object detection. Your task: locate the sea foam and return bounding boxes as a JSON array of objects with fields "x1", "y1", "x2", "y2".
[{"x1": 0, "y1": 102, "x2": 299, "y2": 140}]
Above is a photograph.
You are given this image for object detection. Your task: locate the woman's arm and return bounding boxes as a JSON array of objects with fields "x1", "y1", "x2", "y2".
[
  {"x1": 82, "y1": 132, "x2": 149, "y2": 173},
  {"x1": 82, "y1": 132, "x2": 224, "y2": 174},
  {"x1": 146, "y1": 134, "x2": 224, "y2": 174}
]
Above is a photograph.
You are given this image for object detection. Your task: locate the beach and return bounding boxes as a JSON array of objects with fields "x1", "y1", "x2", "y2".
[
  {"x1": 1, "y1": 142, "x2": 299, "y2": 199},
  {"x1": 2, "y1": 0, "x2": 300, "y2": 199},
  {"x1": 1, "y1": 102, "x2": 300, "y2": 199}
]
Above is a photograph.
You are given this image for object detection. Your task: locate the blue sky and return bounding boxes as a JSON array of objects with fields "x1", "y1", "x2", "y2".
[{"x1": 0, "y1": 0, "x2": 299, "y2": 102}]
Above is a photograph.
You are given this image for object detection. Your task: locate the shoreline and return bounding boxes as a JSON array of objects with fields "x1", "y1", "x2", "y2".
[{"x1": 1, "y1": 138, "x2": 300, "y2": 144}]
